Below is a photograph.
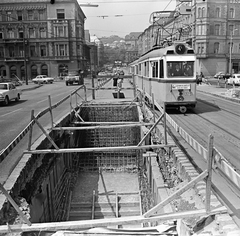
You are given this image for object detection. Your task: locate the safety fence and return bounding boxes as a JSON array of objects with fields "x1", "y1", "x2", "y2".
[{"x1": 143, "y1": 91, "x2": 240, "y2": 191}]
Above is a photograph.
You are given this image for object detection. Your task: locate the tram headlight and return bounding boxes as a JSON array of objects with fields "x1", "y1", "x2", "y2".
[{"x1": 177, "y1": 95, "x2": 184, "y2": 101}]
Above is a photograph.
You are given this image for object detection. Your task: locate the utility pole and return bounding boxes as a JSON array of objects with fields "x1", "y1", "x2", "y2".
[{"x1": 23, "y1": 25, "x2": 28, "y2": 85}]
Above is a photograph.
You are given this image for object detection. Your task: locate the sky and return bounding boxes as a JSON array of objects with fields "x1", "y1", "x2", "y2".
[{"x1": 78, "y1": 0, "x2": 177, "y2": 38}]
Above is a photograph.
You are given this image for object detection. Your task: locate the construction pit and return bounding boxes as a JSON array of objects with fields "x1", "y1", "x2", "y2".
[{"x1": 0, "y1": 97, "x2": 238, "y2": 235}]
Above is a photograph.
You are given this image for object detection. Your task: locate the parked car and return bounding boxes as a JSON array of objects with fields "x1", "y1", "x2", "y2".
[
  {"x1": 214, "y1": 72, "x2": 224, "y2": 79},
  {"x1": 214, "y1": 72, "x2": 231, "y2": 80},
  {"x1": 227, "y1": 74, "x2": 240, "y2": 85},
  {"x1": 0, "y1": 82, "x2": 22, "y2": 105},
  {"x1": 32, "y1": 75, "x2": 54, "y2": 84}
]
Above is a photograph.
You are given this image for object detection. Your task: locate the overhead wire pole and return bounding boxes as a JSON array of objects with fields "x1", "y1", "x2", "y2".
[{"x1": 23, "y1": 24, "x2": 28, "y2": 85}]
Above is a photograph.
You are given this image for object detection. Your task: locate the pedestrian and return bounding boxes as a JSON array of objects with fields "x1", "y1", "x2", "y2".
[{"x1": 199, "y1": 72, "x2": 204, "y2": 85}]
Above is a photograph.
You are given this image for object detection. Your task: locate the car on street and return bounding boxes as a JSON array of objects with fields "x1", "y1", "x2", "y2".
[
  {"x1": 227, "y1": 74, "x2": 240, "y2": 85},
  {"x1": 214, "y1": 72, "x2": 231, "y2": 80},
  {"x1": 32, "y1": 75, "x2": 54, "y2": 84},
  {"x1": 65, "y1": 70, "x2": 83, "y2": 86},
  {"x1": 0, "y1": 82, "x2": 22, "y2": 105}
]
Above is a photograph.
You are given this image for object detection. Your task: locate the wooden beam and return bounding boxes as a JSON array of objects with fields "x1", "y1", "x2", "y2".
[
  {"x1": 72, "y1": 121, "x2": 152, "y2": 125},
  {"x1": 0, "y1": 207, "x2": 227, "y2": 233},
  {"x1": 206, "y1": 134, "x2": 214, "y2": 214},
  {"x1": 24, "y1": 144, "x2": 176, "y2": 154},
  {"x1": 143, "y1": 170, "x2": 208, "y2": 217},
  {"x1": 137, "y1": 114, "x2": 164, "y2": 146},
  {"x1": 0, "y1": 184, "x2": 31, "y2": 226},
  {"x1": 33, "y1": 116, "x2": 59, "y2": 150},
  {"x1": 52, "y1": 123, "x2": 155, "y2": 131}
]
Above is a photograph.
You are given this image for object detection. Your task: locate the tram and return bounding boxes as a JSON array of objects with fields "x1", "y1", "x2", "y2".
[{"x1": 130, "y1": 42, "x2": 197, "y2": 113}]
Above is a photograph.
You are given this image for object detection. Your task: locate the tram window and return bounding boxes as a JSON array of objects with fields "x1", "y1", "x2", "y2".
[
  {"x1": 152, "y1": 61, "x2": 158, "y2": 78},
  {"x1": 160, "y1": 59, "x2": 164, "y2": 78},
  {"x1": 167, "y1": 61, "x2": 194, "y2": 77}
]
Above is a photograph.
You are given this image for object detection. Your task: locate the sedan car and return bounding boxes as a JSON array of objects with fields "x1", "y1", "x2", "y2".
[
  {"x1": 214, "y1": 72, "x2": 231, "y2": 80},
  {"x1": 227, "y1": 74, "x2": 240, "y2": 85},
  {"x1": 32, "y1": 75, "x2": 54, "y2": 84},
  {"x1": 0, "y1": 82, "x2": 22, "y2": 105}
]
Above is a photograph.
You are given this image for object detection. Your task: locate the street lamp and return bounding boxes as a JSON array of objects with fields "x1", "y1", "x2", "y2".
[{"x1": 229, "y1": 28, "x2": 238, "y2": 74}]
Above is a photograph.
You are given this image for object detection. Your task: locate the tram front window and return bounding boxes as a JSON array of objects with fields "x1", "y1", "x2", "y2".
[{"x1": 167, "y1": 61, "x2": 194, "y2": 77}]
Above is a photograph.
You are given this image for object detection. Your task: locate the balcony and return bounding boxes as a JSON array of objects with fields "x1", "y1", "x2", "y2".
[
  {"x1": 3, "y1": 38, "x2": 25, "y2": 44},
  {"x1": 4, "y1": 57, "x2": 28, "y2": 62},
  {"x1": 53, "y1": 56, "x2": 70, "y2": 61}
]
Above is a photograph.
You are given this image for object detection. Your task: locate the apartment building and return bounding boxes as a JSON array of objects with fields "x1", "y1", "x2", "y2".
[
  {"x1": 138, "y1": 0, "x2": 240, "y2": 76},
  {"x1": 0, "y1": 0, "x2": 86, "y2": 81}
]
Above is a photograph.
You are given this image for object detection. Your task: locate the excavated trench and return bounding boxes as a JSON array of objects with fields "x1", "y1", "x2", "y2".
[
  {"x1": 0, "y1": 103, "x2": 155, "y2": 227},
  {"x1": 0, "y1": 102, "x2": 210, "y2": 233}
]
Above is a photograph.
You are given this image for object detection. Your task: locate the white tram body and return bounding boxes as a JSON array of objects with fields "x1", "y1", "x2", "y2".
[{"x1": 130, "y1": 42, "x2": 197, "y2": 113}]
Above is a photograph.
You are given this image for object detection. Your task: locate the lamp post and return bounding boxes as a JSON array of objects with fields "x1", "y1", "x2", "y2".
[{"x1": 229, "y1": 29, "x2": 238, "y2": 74}]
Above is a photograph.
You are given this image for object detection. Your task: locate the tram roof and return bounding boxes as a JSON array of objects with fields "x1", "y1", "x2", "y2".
[{"x1": 131, "y1": 43, "x2": 194, "y2": 65}]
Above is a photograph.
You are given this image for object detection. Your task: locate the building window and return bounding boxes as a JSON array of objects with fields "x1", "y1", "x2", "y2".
[
  {"x1": 40, "y1": 45, "x2": 46, "y2": 56},
  {"x1": 10, "y1": 66, "x2": 17, "y2": 77},
  {"x1": 28, "y1": 10, "x2": 34, "y2": 20},
  {"x1": 19, "y1": 30, "x2": 24, "y2": 39},
  {"x1": 0, "y1": 66, "x2": 6, "y2": 76},
  {"x1": 31, "y1": 65, "x2": 38, "y2": 78},
  {"x1": 214, "y1": 42, "x2": 219, "y2": 54},
  {"x1": 198, "y1": 7, "x2": 202, "y2": 18},
  {"x1": 41, "y1": 64, "x2": 48, "y2": 75},
  {"x1": 38, "y1": 9, "x2": 46, "y2": 20},
  {"x1": 39, "y1": 28, "x2": 46, "y2": 38},
  {"x1": 6, "y1": 11, "x2": 12, "y2": 21},
  {"x1": 215, "y1": 7, "x2": 220, "y2": 18},
  {"x1": 57, "y1": 9, "x2": 65, "y2": 19},
  {"x1": 57, "y1": 26, "x2": 63, "y2": 37},
  {"x1": 55, "y1": 44, "x2": 68, "y2": 56},
  {"x1": 214, "y1": 24, "x2": 220, "y2": 36},
  {"x1": 202, "y1": 7, "x2": 206, "y2": 17},
  {"x1": 0, "y1": 32, "x2": 3, "y2": 39},
  {"x1": 30, "y1": 45, "x2": 36, "y2": 57},
  {"x1": 19, "y1": 45, "x2": 24, "y2": 57},
  {"x1": 229, "y1": 8, "x2": 235, "y2": 19},
  {"x1": 9, "y1": 46, "x2": 15, "y2": 57},
  {"x1": 29, "y1": 28, "x2": 35, "y2": 38},
  {"x1": 17, "y1": 11, "x2": 23, "y2": 21},
  {"x1": 8, "y1": 29, "x2": 15, "y2": 39},
  {"x1": 0, "y1": 47, "x2": 4, "y2": 57},
  {"x1": 60, "y1": 44, "x2": 66, "y2": 56}
]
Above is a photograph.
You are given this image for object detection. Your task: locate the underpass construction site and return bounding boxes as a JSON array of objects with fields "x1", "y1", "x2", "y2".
[{"x1": 0, "y1": 76, "x2": 240, "y2": 235}]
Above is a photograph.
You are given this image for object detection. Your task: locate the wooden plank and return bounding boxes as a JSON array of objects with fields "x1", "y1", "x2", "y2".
[
  {"x1": 34, "y1": 116, "x2": 59, "y2": 150},
  {"x1": 137, "y1": 114, "x2": 164, "y2": 146},
  {"x1": 206, "y1": 134, "x2": 214, "y2": 214},
  {"x1": 0, "y1": 183, "x2": 31, "y2": 226},
  {"x1": 24, "y1": 144, "x2": 176, "y2": 155},
  {"x1": 72, "y1": 121, "x2": 153, "y2": 125},
  {"x1": 143, "y1": 170, "x2": 208, "y2": 217},
  {"x1": 0, "y1": 207, "x2": 227, "y2": 233},
  {"x1": 52, "y1": 123, "x2": 155, "y2": 131}
]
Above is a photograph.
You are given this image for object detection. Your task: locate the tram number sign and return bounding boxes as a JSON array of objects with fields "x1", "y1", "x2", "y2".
[{"x1": 171, "y1": 84, "x2": 191, "y2": 90}]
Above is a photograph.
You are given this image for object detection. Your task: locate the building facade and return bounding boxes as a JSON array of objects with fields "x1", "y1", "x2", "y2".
[
  {"x1": 0, "y1": 0, "x2": 86, "y2": 82},
  {"x1": 137, "y1": 0, "x2": 240, "y2": 76},
  {"x1": 124, "y1": 32, "x2": 141, "y2": 63}
]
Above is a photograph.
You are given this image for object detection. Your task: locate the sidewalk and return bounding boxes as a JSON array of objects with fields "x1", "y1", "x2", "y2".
[
  {"x1": 196, "y1": 83, "x2": 240, "y2": 103},
  {"x1": 18, "y1": 82, "x2": 42, "y2": 91}
]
